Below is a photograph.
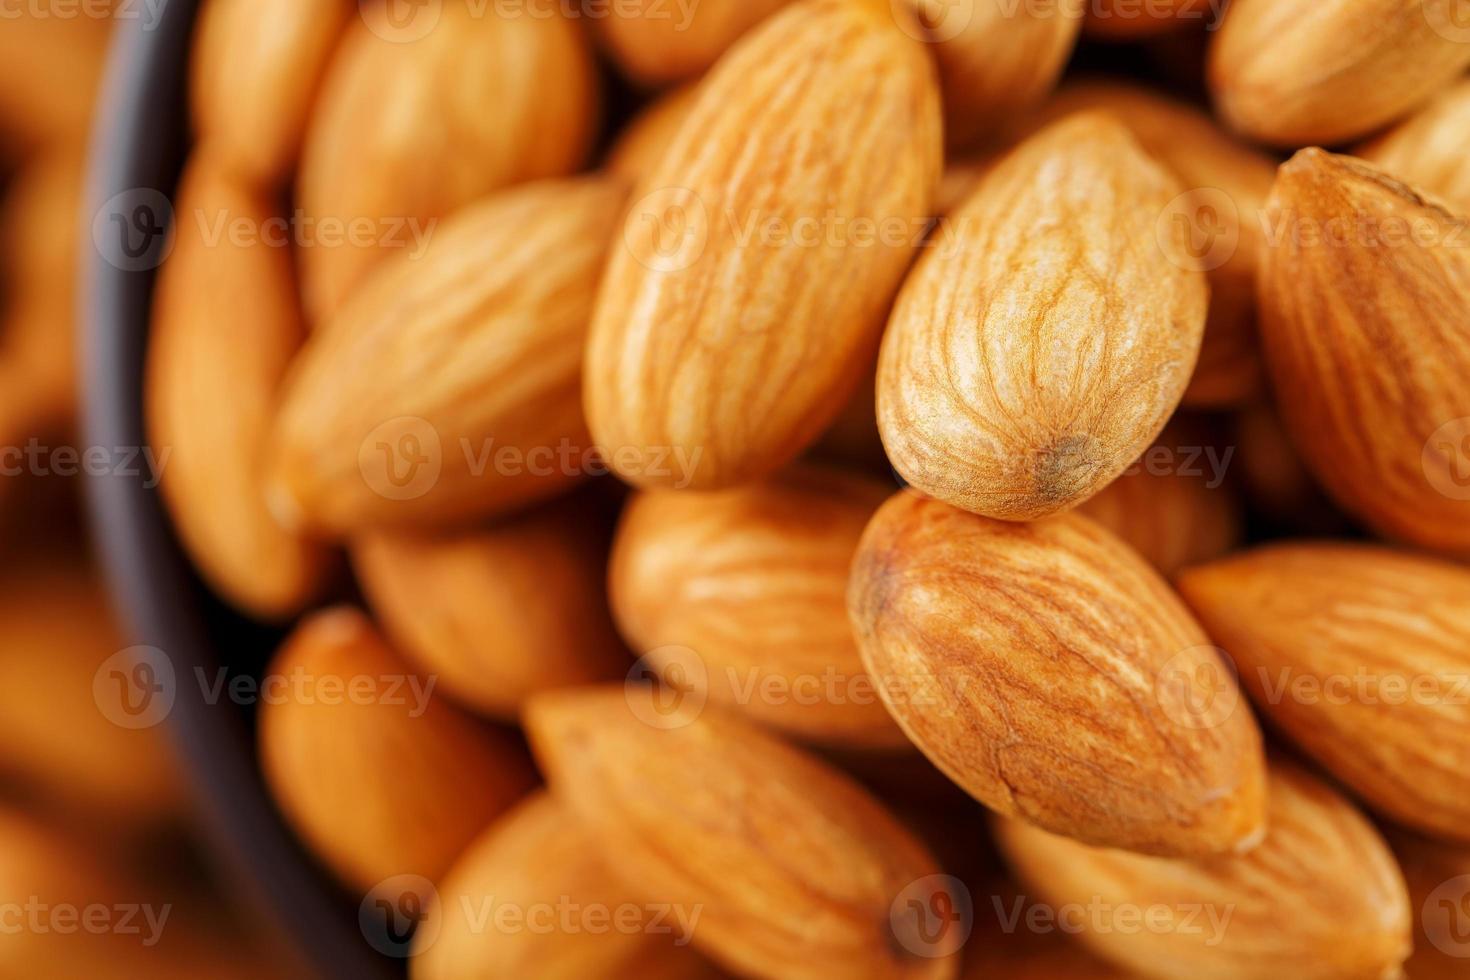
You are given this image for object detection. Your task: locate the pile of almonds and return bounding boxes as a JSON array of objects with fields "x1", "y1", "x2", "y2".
[{"x1": 150, "y1": 0, "x2": 1470, "y2": 976}]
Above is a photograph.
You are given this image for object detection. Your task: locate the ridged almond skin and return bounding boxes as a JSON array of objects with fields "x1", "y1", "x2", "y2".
[
  {"x1": 525, "y1": 687, "x2": 962, "y2": 980},
  {"x1": 1178, "y1": 542, "x2": 1470, "y2": 844},
  {"x1": 1358, "y1": 77, "x2": 1470, "y2": 214},
  {"x1": 268, "y1": 176, "x2": 627, "y2": 535},
  {"x1": 847, "y1": 491, "x2": 1266, "y2": 856},
  {"x1": 258, "y1": 607, "x2": 536, "y2": 892},
  {"x1": 605, "y1": 83, "x2": 700, "y2": 181},
  {"x1": 595, "y1": 0, "x2": 794, "y2": 84},
  {"x1": 877, "y1": 113, "x2": 1208, "y2": 521},
  {"x1": 1085, "y1": 0, "x2": 1212, "y2": 37},
  {"x1": 352, "y1": 491, "x2": 629, "y2": 721},
  {"x1": 147, "y1": 155, "x2": 334, "y2": 619},
  {"x1": 413, "y1": 792, "x2": 718, "y2": 980},
  {"x1": 906, "y1": 0, "x2": 1082, "y2": 149},
  {"x1": 190, "y1": 0, "x2": 349, "y2": 185},
  {"x1": 993, "y1": 759, "x2": 1412, "y2": 980},
  {"x1": 1387, "y1": 829, "x2": 1470, "y2": 980},
  {"x1": 1208, "y1": 0, "x2": 1470, "y2": 146},
  {"x1": 1034, "y1": 81, "x2": 1274, "y2": 409},
  {"x1": 1256, "y1": 150, "x2": 1470, "y2": 554},
  {"x1": 609, "y1": 464, "x2": 907, "y2": 748},
  {"x1": 585, "y1": 0, "x2": 943, "y2": 490},
  {"x1": 297, "y1": 0, "x2": 598, "y2": 323}
]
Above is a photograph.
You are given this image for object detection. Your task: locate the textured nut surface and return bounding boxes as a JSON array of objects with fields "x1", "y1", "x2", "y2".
[{"x1": 1358, "y1": 77, "x2": 1470, "y2": 214}]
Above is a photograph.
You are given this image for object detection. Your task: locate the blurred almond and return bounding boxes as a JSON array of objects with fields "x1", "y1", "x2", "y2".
[
  {"x1": 298, "y1": 0, "x2": 599, "y2": 322},
  {"x1": 1209, "y1": 0, "x2": 1470, "y2": 146},
  {"x1": 258, "y1": 607, "x2": 535, "y2": 892},
  {"x1": 595, "y1": 0, "x2": 794, "y2": 84},
  {"x1": 609, "y1": 464, "x2": 906, "y2": 748},
  {"x1": 848, "y1": 490, "x2": 1266, "y2": 856},
  {"x1": 1386, "y1": 828, "x2": 1470, "y2": 979},
  {"x1": 1357, "y1": 76, "x2": 1470, "y2": 214},
  {"x1": 191, "y1": 0, "x2": 351, "y2": 185},
  {"x1": 413, "y1": 792, "x2": 718, "y2": 979},
  {"x1": 352, "y1": 490, "x2": 628, "y2": 721},
  {"x1": 1232, "y1": 400, "x2": 1346, "y2": 532},
  {"x1": 0, "y1": 12, "x2": 108, "y2": 153},
  {"x1": 526, "y1": 686, "x2": 963, "y2": 979},
  {"x1": 269, "y1": 175, "x2": 627, "y2": 535},
  {"x1": 605, "y1": 82, "x2": 700, "y2": 181},
  {"x1": 1178, "y1": 542, "x2": 1470, "y2": 844},
  {"x1": 585, "y1": 0, "x2": 942, "y2": 489},
  {"x1": 878, "y1": 113, "x2": 1208, "y2": 521},
  {"x1": 148, "y1": 154, "x2": 334, "y2": 619},
  {"x1": 994, "y1": 758, "x2": 1412, "y2": 980},
  {"x1": 1256, "y1": 149, "x2": 1470, "y2": 554}
]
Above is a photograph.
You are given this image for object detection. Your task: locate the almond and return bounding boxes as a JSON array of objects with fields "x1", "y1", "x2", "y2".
[
  {"x1": 1357, "y1": 76, "x2": 1470, "y2": 214},
  {"x1": 147, "y1": 154, "x2": 334, "y2": 619},
  {"x1": 904, "y1": 0, "x2": 1082, "y2": 148},
  {"x1": 413, "y1": 792, "x2": 719, "y2": 979},
  {"x1": 608, "y1": 463, "x2": 907, "y2": 748},
  {"x1": 1208, "y1": 0, "x2": 1470, "y2": 146},
  {"x1": 352, "y1": 489, "x2": 629, "y2": 721},
  {"x1": 1085, "y1": 0, "x2": 1212, "y2": 38},
  {"x1": 847, "y1": 490, "x2": 1266, "y2": 856},
  {"x1": 0, "y1": 13, "x2": 108, "y2": 152},
  {"x1": 993, "y1": 758, "x2": 1412, "y2": 980},
  {"x1": 190, "y1": 0, "x2": 350, "y2": 186},
  {"x1": 1178, "y1": 541, "x2": 1470, "y2": 844},
  {"x1": 594, "y1": 0, "x2": 794, "y2": 84},
  {"x1": 1386, "y1": 828, "x2": 1470, "y2": 980},
  {"x1": 604, "y1": 82, "x2": 700, "y2": 181},
  {"x1": 585, "y1": 0, "x2": 942, "y2": 490},
  {"x1": 1255, "y1": 149, "x2": 1470, "y2": 554},
  {"x1": 258, "y1": 607, "x2": 535, "y2": 892},
  {"x1": 297, "y1": 0, "x2": 599, "y2": 323},
  {"x1": 1033, "y1": 80, "x2": 1275, "y2": 409},
  {"x1": 525, "y1": 686, "x2": 963, "y2": 979},
  {"x1": 877, "y1": 113, "x2": 1208, "y2": 521},
  {"x1": 268, "y1": 175, "x2": 627, "y2": 535}
]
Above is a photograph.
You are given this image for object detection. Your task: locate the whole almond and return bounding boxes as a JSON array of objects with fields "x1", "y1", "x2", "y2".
[
  {"x1": 605, "y1": 83, "x2": 700, "y2": 181},
  {"x1": 258, "y1": 607, "x2": 536, "y2": 892},
  {"x1": 1357, "y1": 76, "x2": 1470, "y2": 214},
  {"x1": 268, "y1": 175, "x2": 627, "y2": 535},
  {"x1": 1178, "y1": 542, "x2": 1470, "y2": 843},
  {"x1": 847, "y1": 491, "x2": 1266, "y2": 856},
  {"x1": 905, "y1": 0, "x2": 1082, "y2": 148},
  {"x1": 594, "y1": 0, "x2": 794, "y2": 84},
  {"x1": 1387, "y1": 829, "x2": 1470, "y2": 980},
  {"x1": 585, "y1": 0, "x2": 942, "y2": 490},
  {"x1": 298, "y1": 0, "x2": 598, "y2": 323},
  {"x1": 525, "y1": 686, "x2": 963, "y2": 979},
  {"x1": 993, "y1": 758, "x2": 1412, "y2": 980},
  {"x1": 1208, "y1": 0, "x2": 1470, "y2": 146},
  {"x1": 877, "y1": 112, "x2": 1208, "y2": 521},
  {"x1": 190, "y1": 0, "x2": 350, "y2": 186},
  {"x1": 0, "y1": 13, "x2": 108, "y2": 152},
  {"x1": 1085, "y1": 0, "x2": 1212, "y2": 38},
  {"x1": 1256, "y1": 149, "x2": 1470, "y2": 554},
  {"x1": 609, "y1": 464, "x2": 906, "y2": 748},
  {"x1": 147, "y1": 155, "x2": 334, "y2": 619},
  {"x1": 352, "y1": 490, "x2": 629, "y2": 721},
  {"x1": 413, "y1": 792, "x2": 717, "y2": 979}
]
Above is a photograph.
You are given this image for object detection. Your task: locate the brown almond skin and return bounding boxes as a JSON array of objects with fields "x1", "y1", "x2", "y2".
[
  {"x1": 258, "y1": 607, "x2": 535, "y2": 892},
  {"x1": 1178, "y1": 542, "x2": 1470, "y2": 844},
  {"x1": 609, "y1": 464, "x2": 907, "y2": 748},
  {"x1": 1256, "y1": 149, "x2": 1470, "y2": 555},
  {"x1": 1033, "y1": 80, "x2": 1275, "y2": 409},
  {"x1": 604, "y1": 83, "x2": 700, "y2": 180},
  {"x1": 525, "y1": 687, "x2": 962, "y2": 980},
  {"x1": 147, "y1": 154, "x2": 334, "y2": 619},
  {"x1": 906, "y1": 0, "x2": 1082, "y2": 149},
  {"x1": 268, "y1": 176, "x2": 627, "y2": 535},
  {"x1": 0, "y1": 14, "x2": 107, "y2": 153},
  {"x1": 190, "y1": 0, "x2": 349, "y2": 186},
  {"x1": 298, "y1": 1, "x2": 598, "y2": 323},
  {"x1": 1209, "y1": 0, "x2": 1470, "y2": 146},
  {"x1": 1358, "y1": 77, "x2": 1470, "y2": 215},
  {"x1": 1387, "y1": 829, "x2": 1470, "y2": 980},
  {"x1": 878, "y1": 112, "x2": 1208, "y2": 522},
  {"x1": 993, "y1": 759, "x2": 1412, "y2": 980},
  {"x1": 595, "y1": 0, "x2": 794, "y2": 85},
  {"x1": 413, "y1": 792, "x2": 718, "y2": 980},
  {"x1": 352, "y1": 491, "x2": 629, "y2": 721},
  {"x1": 585, "y1": 0, "x2": 943, "y2": 490},
  {"x1": 848, "y1": 491, "x2": 1266, "y2": 857}
]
